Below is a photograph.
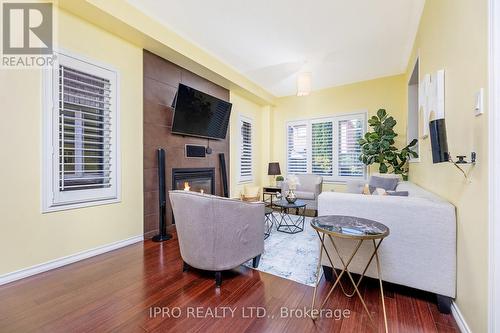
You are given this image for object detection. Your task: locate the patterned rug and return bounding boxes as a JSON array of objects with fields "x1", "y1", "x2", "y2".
[{"x1": 244, "y1": 213, "x2": 321, "y2": 286}]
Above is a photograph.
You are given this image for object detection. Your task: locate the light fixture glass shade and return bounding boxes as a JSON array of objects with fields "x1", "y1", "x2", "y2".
[{"x1": 297, "y1": 72, "x2": 312, "y2": 96}]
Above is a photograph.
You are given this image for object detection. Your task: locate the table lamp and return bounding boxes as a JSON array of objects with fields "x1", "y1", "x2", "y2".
[{"x1": 267, "y1": 162, "x2": 281, "y2": 186}]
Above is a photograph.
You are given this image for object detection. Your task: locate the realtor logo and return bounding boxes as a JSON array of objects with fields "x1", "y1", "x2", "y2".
[{"x1": 1, "y1": 2, "x2": 55, "y2": 67}]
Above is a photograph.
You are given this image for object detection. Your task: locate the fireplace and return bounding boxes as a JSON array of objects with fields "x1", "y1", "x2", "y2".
[{"x1": 172, "y1": 168, "x2": 215, "y2": 195}]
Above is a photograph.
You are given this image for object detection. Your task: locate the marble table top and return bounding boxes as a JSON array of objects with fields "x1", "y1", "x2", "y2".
[{"x1": 311, "y1": 215, "x2": 390, "y2": 239}]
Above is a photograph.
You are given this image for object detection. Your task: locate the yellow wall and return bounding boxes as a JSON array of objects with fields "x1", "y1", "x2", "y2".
[
  {"x1": 0, "y1": 9, "x2": 144, "y2": 275},
  {"x1": 271, "y1": 75, "x2": 407, "y2": 191},
  {"x1": 229, "y1": 92, "x2": 271, "y2": 198},
  {"x1": 406, "y1": 1, "x2": 489, "y2": 331}
]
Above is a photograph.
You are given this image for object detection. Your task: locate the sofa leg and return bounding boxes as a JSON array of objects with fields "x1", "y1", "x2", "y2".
[
  {"x1": 322, "y1": 265, "x2": 334, "y2": 282},
  {"x1": 215, "y1": 271, "x2": 222, "y2": 288},
  {"x1": 314, "y1": 210, "x2": 318, "y2": 217},
  {"x1": 252, "y1": 254, "x2": 261, "y2": 268},
  {"x1": 182, "y1": 261, "x2": 189, "y2": 272},
  {"x1": 436, "y1": 294, "x2": 452, "y2": 314}
]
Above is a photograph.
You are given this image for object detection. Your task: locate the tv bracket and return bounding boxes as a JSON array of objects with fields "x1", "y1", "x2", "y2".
[{"x1": 448, "y1": 152, "x2": 477, "y2": 182}]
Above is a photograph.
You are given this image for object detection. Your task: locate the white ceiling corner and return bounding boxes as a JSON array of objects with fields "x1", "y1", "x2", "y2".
[{"x1": 127, "y1": 0, "x2": 425, "y2": 97}]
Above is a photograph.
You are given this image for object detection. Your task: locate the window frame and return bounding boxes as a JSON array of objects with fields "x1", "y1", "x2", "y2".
[
  {"x1": 285, "y1": 111, "x2": 367, "y2": 183},
  {"x1": 238, "y1": 114, "x2": 254, "y2": 184},
  {"x1": 42, "y1": 49, "x2": 121, "y2": 212},
  {"x1": 407, "y1": 55, "x2": 421, "y2": 163}
]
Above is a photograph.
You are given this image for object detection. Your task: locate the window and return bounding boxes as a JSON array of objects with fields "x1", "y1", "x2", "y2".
[
  {"x1": 239, "y1": 116, "x2": 253, "y2": 182},
  {"x1": 311, "y1": 121, "x2": 333, "y2": 176},
  {"x1": 43, "y1": 52, "x2": 119, "y2": 212},
  {"x1": 287, "y1": 123, "x2": 308, "y2": 174},
  {"x1": 286, "y1": 113, "x2": 366, "y2": 182},
  {"x1": 338, "y1": 117, "x2": 365, "y2": 177}
]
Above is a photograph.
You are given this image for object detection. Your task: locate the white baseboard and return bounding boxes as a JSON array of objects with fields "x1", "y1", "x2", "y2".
[
  {"x1": 451, "y1": 301, "x2": 472, "y2": 333},
  {"x1": 0, "y1": 235, "x2": 143, "y2": 286}
]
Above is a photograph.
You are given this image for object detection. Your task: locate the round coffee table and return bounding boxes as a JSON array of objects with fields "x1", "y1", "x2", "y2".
[
  {"x1": 264, "y1": 207, "x2": 276, "y2": 239},
  {"x1": 274, "y1": 199, "x2": 307, "y2": 234},
  {"x1": 310, "y1": 215, "x2": 390, "y2": 332}
]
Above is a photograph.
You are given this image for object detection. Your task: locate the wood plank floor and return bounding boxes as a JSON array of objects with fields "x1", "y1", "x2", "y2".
[{"x1": 0, "y1": 231, "x2": 459, "y2": 332}]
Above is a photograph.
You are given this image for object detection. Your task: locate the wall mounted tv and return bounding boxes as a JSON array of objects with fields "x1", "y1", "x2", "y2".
[{"x1": 171, "y1": 84, "x2": 232, "y2": 140}]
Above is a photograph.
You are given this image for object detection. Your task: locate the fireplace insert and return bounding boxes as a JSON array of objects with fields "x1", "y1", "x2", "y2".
[{"x1": 172, "y1": 168, "x2": 215, "y2": 195}]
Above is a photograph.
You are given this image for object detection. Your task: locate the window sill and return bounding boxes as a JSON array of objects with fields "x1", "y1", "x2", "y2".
[
  {"x1": 323, "y1": 177, "x2": 367, "y2": 185},
  {"x1": 42, "y1": 197, "x2": 120, "y2": 213}
]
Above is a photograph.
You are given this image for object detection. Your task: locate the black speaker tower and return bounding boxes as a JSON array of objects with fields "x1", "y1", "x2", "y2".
[
  {"x1": 152, "y1": 148, "x2": 172, "y2": 242},
  {"x1": 219, "y1": 153, "x2": 229, "y2": 198}
]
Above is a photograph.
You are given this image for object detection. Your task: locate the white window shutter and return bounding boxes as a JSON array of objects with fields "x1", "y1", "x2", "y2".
[
  {"x1": 287, "y1": 123, "x2": 308, "y2": 174},
  {"x1": 59, "y1": 65, "x2": 113, "y2": 191},
  {"x1": 311, "y1": 121, "x2": 333, "y2": 176},
  {"x1": 239, "y1": 118, "x2": 253, "y2": 182},
  {"x1": 337, "y1": 117, "x2": 365, "y2": 177}
]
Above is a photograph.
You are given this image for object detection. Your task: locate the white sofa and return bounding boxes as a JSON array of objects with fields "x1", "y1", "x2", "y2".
[{"x1": 317, "y1": 181, "x2": 456, "y2": 313}]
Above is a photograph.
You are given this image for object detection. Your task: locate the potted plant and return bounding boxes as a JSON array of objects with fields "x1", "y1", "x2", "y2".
[
  {"x1": 358, "y1": 109, "x2": 418, "y2": 181},
  {"x1": 275, "y1": 175, "x2": 284, "y2": 188}
]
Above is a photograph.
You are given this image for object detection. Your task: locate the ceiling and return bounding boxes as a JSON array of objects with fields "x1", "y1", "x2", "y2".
[{"x1": 127, "y1": 0, "x2": 425, "y2": 97}]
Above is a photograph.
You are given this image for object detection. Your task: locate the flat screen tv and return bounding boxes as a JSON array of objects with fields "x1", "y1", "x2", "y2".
[
  {"x1": 429, "y1": 118, "x2": 449, "y2": 163},
  {"x1": 171, "y1": 84, "x2": 232, "y2": 140}
]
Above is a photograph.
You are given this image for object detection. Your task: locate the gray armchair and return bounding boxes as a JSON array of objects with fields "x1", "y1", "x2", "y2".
[
  {"x1": 169, "y1": 190, "x2": 265, "y2": 287},
  {"x1": 281, "y1": 174, "x2": 323, "y2": 215}
]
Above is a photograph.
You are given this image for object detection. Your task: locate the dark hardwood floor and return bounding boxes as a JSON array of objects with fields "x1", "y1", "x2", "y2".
[{"x1": 0, "y1": 231, "x2": 458, "y2": 332}]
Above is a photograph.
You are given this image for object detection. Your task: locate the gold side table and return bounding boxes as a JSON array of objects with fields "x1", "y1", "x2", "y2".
[{"x1": 310, "y1": 215, "x2": 390, "y2": 332}]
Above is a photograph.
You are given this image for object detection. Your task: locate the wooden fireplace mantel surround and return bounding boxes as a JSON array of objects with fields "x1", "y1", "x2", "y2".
[{"x1": 143, "y1": 50, "x2": 230, "y2": 239}]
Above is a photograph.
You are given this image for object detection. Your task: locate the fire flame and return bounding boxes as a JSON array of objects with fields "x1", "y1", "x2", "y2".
[{"x1": 184, "y1": 182, "x2": 190, "y2": 191}]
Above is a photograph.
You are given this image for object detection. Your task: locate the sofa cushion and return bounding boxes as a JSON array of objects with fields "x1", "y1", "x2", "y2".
[
  {"x1": 369, "y1": 175, "x2": 398, "y2": 191},
  {"x1": 294, "y1": 190, "x2": 315, "y2": 200},
  {"x1": 346, "y1": 180, "x2": 365, "y2": 194},
  {"x1": 396, "y1": 182, "x2": 446, "y2": 202}
]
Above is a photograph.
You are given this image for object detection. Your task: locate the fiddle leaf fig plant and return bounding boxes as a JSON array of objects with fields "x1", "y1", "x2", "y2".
[{"x1": 358, "y1": 109, "x2": 418, "y2": 180}]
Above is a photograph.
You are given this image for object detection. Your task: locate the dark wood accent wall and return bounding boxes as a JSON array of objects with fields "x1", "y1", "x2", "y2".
[{"x1": 143, "y1": 50, "x2": 230, "y2": 239}]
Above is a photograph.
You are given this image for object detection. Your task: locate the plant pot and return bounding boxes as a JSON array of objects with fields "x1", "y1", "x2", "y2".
[
  {"x1": 285, "y1": 189, "x2": 297, "y2": 203},
  {"x1": 276, "y1": 181, "x2": 283, "y2": 188}
]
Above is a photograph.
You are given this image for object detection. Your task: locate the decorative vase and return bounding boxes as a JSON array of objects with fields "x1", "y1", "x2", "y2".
[
  {"x1": 276, "y1": 180, "x2": 282, "y2": 188},
  {"x1": 285, "y1": 189, "x2": 297, "y2": 203}
]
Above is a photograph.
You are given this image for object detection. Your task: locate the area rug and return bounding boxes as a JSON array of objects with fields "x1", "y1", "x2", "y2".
[{"x1": 244, "y1": 213, "x2": 321, "y2": 286}]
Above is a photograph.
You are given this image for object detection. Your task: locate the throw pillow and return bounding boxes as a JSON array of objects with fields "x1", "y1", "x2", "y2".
[
  {"x1": 369, "y1": 176, "x2": 399, "y2": 191},
  {"x1": 372, "y1": 188, "x2": 387, "y2": 196}
]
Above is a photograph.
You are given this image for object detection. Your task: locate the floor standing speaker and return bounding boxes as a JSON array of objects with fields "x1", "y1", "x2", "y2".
[
  {"x1": 152, "y1": 148, "x2": 172, "y2": 242},
  {"x1": 219, "y1": 153, "x2": 229, "y2": 198}
]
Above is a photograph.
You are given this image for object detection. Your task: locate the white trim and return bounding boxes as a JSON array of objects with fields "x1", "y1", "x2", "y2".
[
  {"x1": 42, "y1": 48, "x2": 121, "y2": 213},
  {"x1": 488, "y1": 0, "x2": 500, "y2": 332},
  {"x1": 283, "y1": 109, "x2": 368, "y2": 125},
  {"x1": 407, "y1": 54, "x2": 421, "y2": 163},
  {"x1": 451, "y1": 301, "x2": 472, "y2": 333},
  {"x1": 238, "y1": 114, "x2": 254, "y2": 183},
  {"x1": 0, "y1": 235, "x2": 143, "y2": 286}
]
